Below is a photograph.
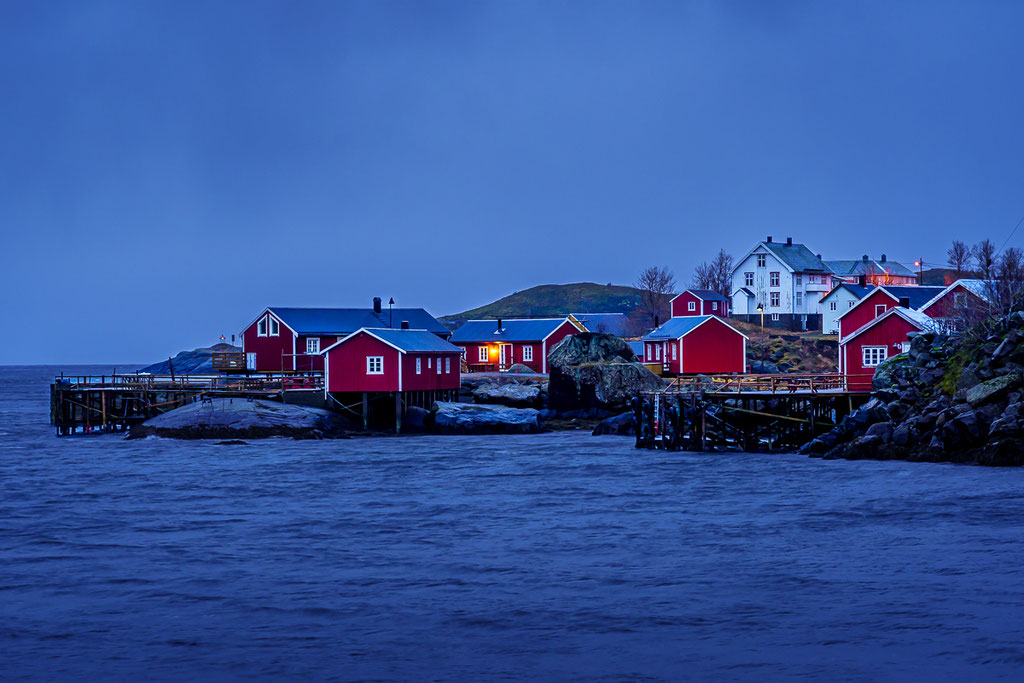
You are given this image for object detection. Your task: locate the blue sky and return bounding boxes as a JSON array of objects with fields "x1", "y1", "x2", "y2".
[{"x1": 3, "y1": 1, "x2": 1024, "y2": 363}]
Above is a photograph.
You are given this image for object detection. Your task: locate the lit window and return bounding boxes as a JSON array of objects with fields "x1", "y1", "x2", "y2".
[
  {"x1": 523, "y1": 346, "x2": 533, "y2": 362},
  {"x1": 862, "y1": 346, "x2": 887, "y2": 367},
  {"x1": 757, "y1": 254, "x2": 766, "y2": 268},
  {"x1": 478, "y1": 347, "x2": 488, "y2": 362},
  {"x1": 770, "y1": 272, "x2": 780, "y2": 287},
  {"x1": 269, "y1": 318, "x2": 280, "y2": 336},
  {"x1": 416, "y1": 358, "x2": 422, "y2": 374},
  {"x1": 688, "y1": 301, "x2": 696, "y2": 311},
  {"x1": 770, "y1": 292, "x2": 780, "y2": 307},
  {"x1": 257, "y1": 317, "x2": 267, "y2": 337},
  {"x1": 445, "y1": 357, "x2": 451, "y2": 374},
  {"x1": 366, "y1": 356, "x2": 383, "y2": 374},
  {"x1": 744, "y1": 272, "x2": 754, "y2": 286},
  {"x1": 306, "y1": 338, "x2": 319, "y2": 354}
]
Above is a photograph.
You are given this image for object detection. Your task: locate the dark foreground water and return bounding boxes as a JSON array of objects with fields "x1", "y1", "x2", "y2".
[{"x1": 3, "y1": 366, "x2": 1024, "y2": 680}]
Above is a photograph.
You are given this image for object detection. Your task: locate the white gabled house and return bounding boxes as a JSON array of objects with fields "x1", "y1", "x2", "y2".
[{"x1": 819, "y1": 283, "x2": 874, "y2": 335}]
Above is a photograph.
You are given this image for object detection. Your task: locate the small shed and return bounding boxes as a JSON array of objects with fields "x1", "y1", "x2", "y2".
[
  {"x1": 839, "y1": 308, "x2": 938, "y2": 392},
  {"x1": 641, "y1": 316, "x2": 747, "y2": 376},
  {"x1": 671, "y1": 289, "x2": 730, "y2": 318},
  {"x1": 449, "y1": 317, "x2": 581, "y2": 373},
  {"x1": 322, "y1": 328, "x2": 462, "y2": 395},
  {"x1": 836, "y1": 285, "x2": 943, "y2": 341},
  {"x1": 919, "y1": 279, "x2": 992, "y2": 330}
]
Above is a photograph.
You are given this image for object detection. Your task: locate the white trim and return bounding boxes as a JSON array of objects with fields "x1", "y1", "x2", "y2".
[
  {"x1": 687, "y1": 301, "x2": 696, "y2": 312},
  {"x1": 306, "y1": 337, "x2": 320, "y2": 355},
  {"x1": 917, "y1": 279, "x2": 990, "y2": 313},
  {"x1": 840, "y1": 307, "x2": 932, "y2": 346},
  {"x1": 542, "y1": 340, "x2": 547, "y2": 373},
  {"x1": 366, "y1": 356, "x2": 384, "y2": 374},
  {"x1": 836, "y1": 289, "x2": 900, "y2": 322},
  {"x1": 540, "y1": 317, "x2": 575, "y2": 343},
  {"x1": 742, "y1": 337, "x2": 747, "y2": 373},
  {"x1": 324, "y1": 352, "x2": 330, "y2": 399},
  {"x1": 398, "y1": 352, "x2": 403, "y2": 391},
  {"x1": 522, "y1": 345, "x2": 534, "y2": 362},
  {"x1": 243, "y1": 308, "x2": 299, "y2": 338},
  {"x1": 862, "y1": 345, "x2": 887, "y2": 367},
  {"x1": 320, "y1": 327, "x2": 449, "y2": 355}
]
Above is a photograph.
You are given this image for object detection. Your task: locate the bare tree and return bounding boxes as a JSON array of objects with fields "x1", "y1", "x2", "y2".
[
  {"x1": 635, "y1": 265, "x2": 676, "y2": 328},
  {"x1": 989, "y1": 247, "x2": 1024, "y2": 315},
  {"x1": 973, "y1": 239, "x2": 997, "y2": 280},
  {"x1": 947, "y1": 240, "x2": 972, "y2": 278},
  {"x1": 691, "y1": 249, "x2": 735, "y2": 298}
]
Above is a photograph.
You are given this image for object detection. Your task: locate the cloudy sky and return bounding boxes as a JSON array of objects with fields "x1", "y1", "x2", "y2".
[{"x1": 3, "y1": 0, "x2": 1024, "y2": 363}]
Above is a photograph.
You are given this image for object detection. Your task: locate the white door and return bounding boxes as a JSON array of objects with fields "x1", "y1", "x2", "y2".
[
  {"x1": 499, "y1": 345, "x2": 508, "y2": 368},
  {"x1": 246, "y1": 353, "x2": 256, "y2": 370}
]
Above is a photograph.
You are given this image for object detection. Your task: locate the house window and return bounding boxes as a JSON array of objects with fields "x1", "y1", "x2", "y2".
[
  {"x1": 757, "y1": 254, "x2": 766, "y2": 268},
  {"x1": 875, "y1": 304, "x2": 887, "y2": 318},
  {"x1": 366, "y1": 356, "x2": 383, "y2": 374},
  {"x1": 656, "y1": 345, "x2": 661, "y2": 360},
  {"x1": 445, "y1": 357, "x2": 451, "y2": 374},
  {"x1": 770, "y1": 272, "x2": 780, "y2": 287},
  {"x1": 306, "y1": 337, "x2": 319, "y2": 354},
  {"x1": 771, "y1": 313, "x2": 780, "y2": 321},
  {"x1": 269, "y1": 318, "x2": 280, "y2": 336},
  {"x1": 770, "y1": 292, "x2": 780, "y2": 307},
  {"x1": 416, "y1": 358, "x2": 422, "y2": 374},
  {"x1": 428, "y1": 357, "x2": 432, "y2": 368},
  {"x1": 954, "y1": 292, "x2": 967, "y2": 308},
  {"x1": 478, "y1": 347, "x2": 489, "y2": 362},
  {"x1": 688, "y1": 301, "x2": 696, "y2": 311},
  {"x1": 523, "y1": 346, "x2": 534, "y2": 362},
  {"x1": 711, "y1": 302, "x2": 718, "y2": 310},
  {"x1": 862, "y1": 346, "x2": 887, "y2": 367},
  {"x1": 672, "y1": 343, "x2": 677, "y2": 361},
  {"x1": 796, "y1": 292, "x2": 803, "y2": 306},
  {"x1": 830, "y1": 301, "x2": 838, "y2": 311},
  {"x1": 458, "y1": 346, "x2": 466, "y2": 359},
  {"x1": 257, "y1": 317, "x2": 268, "y2": 337},
  {"x1": 436, "y1": 358, "x2": 442, "y2": 374},
  {"x1": 647, "y1": 345, "x2": 652, "y2": 361},
  {"x1": 744, "y1": 272, "x2": 754, "y2": 286},
  {"x1": 849, "y1": 300, "x2": 856, "y2": 308},
  {"x1": 796, "y1": 274, "x2": 802, "y2": 285}
]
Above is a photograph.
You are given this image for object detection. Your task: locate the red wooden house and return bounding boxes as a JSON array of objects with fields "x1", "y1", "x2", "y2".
[
  {"x1": 241, "y1": 300, "x2": 450, "y2": 373},
  {"x1": 839, "y1": 308, "x2": 939, "y2": 392},
  {"x1": 641, "y1": 316, "x2": 747, "y2": 376},
  {"x1": 919, "y1": 279, "x2": 991, "y2": 331},
  {"x1": 322, "y1": 328, "x2": 462, "y2": 394},
  {"x1": 671, "y1": 289, "x2": 730, "y2": 317},
  {"x1": 449, "y1": 317, "x2": 581, "y2": 373},
  {"x1": 836, "y1": 285, "x2": 943, "y2": 341}
]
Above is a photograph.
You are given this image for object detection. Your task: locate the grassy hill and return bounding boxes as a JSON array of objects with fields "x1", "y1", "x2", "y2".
[
  {"x1": 442, "y1": 282, "x2": 644, "y2": 324},
  {"x1": 921, "y1": 267, "x2": 979, "y2": 286}
]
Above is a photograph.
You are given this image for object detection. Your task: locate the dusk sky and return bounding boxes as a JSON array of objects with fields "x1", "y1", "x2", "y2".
[{"x1": 4, "y1": 0, "x2": 1024, "y2": 364}]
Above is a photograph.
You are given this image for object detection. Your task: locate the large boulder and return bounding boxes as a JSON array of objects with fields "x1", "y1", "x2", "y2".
[
  {"x1": 505, "y1": 363, "x2": 536, "y2": 375},
  {"x1": 129, "y1": 398, "x2": 347, "y2": 439},
  {"x1": 591, "y1": 412, "x2": 635, "y2": 436},
  {"x1": 431, "y1": 401, "x2": 542, "y2": 434},
  {"x1": 965, "y1": 374, "x2": 1021, "y2": 407},
  {"x1": 472, "y1": 382, "x2": 543, "y2": 407},
  {"x1": 547, "y1": 333, "x2": 664, "y2": 411}
]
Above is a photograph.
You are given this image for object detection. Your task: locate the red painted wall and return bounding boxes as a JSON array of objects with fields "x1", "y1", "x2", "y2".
[
  {"x1": 457, "y1": 321, "x2": 580, "y2": 373},
  {"x1": 842, "y1": 316, "x2": 919, "y2": 391},
  {"x1": 325, "y1": 334, "x2": 401, "y2": 392},
  {"x1": 672, "y1": 293, "x2": 728, "y2": 318},
  {"x1": 839, "y1": 290, "x2": 897, "y2": 339},
  {"x1": 400, "y1": 352, "x2": 462, "y2": 391},
  {"x1": 242, "y1": 311, "x2": 295, "y2": 372},
  {"x1": 921, "y1": 285, "x2": 985, "y2": 319},
  {"x1": 680, "y1": 318, "x2": 745, "y2": 374},
  {"x1": 294, "y1": 335, "x2": 338, "y2": 372}
]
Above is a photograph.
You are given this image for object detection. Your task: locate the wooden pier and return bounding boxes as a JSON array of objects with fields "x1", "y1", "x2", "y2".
[
  {"x1": 50, "y1": 372, "x2": 323, "y2": 436},
  {"x1": 634, "y1": 373, "x2": 870, "y2": 453}
]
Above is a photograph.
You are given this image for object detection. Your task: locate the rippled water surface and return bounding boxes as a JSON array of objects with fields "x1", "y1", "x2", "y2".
[{"x1": 3, "y1": 366, "x2": 1024, "y2": 680}]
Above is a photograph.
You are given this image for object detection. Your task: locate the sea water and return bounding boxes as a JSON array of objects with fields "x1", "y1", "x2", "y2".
[{"x1": 2, "y1": 365, "x2": 1024, "y2": 680}]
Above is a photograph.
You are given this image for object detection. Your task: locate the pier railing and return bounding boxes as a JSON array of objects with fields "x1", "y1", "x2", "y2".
[
  {"x1": 662, "y1": 373, "x2": 849, "y2": 395},
  {"x1": 53, "y1": 372, "x2": 324, "y2": 392}
]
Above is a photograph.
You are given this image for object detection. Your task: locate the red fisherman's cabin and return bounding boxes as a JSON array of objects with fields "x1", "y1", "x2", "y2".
[
  {"x1": 671, "y1": 289, "x2": 730, "y2": 317},
  {"x1": 241, "y1": 299, "x2": 450, "y2": 372},
  {"x1": 836, "y1": 285, "x2": 943, "y2": 341},
  {"x1": 919, "y1": 279, "x2": 991, "y2": 331},
  {"x1": 641, "y1": 316, "x2": 747, "y2": 376},
  {"x1": 839, "y1": 308, "x2": 938, "y2": 392},
  {"x1": 322, "y1": 328, "x2": 462, "y2": 394},
  {"x1": 449, "y1": 317, "x2": 581, "y2": 373}
]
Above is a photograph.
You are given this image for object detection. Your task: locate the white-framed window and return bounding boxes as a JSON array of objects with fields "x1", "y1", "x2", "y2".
[
  {"x1": 478, "y1": 347, "x2": 489, "y2": 362},
  {"x1": 830, "y1": 301, "x2": 838, "y2": 311},
  {"x1": 458, "y1": 346, "x2": 466, "y2": 359},
  {"x1": 269, "y1": 317, "x2": 280, "y2": 336},
  {"x1": 445, "y1": 357, "x2": 451, "y2": 374},
  {"x1": 646, "y1": 345, "x2": 652, "y2": 361},
  {"x1": 875, "y1": 304, "x2": 887, "y2": 317},
  {"x1": 771, "y1": 313, "x2": 780, "y2": 321},
  {"x1": 849, "y1": 300, "x2": 856, "y2": 308},
  {"x1": 862, "y1": 346, "x2": 887, "y2": 367},
  {"x1": 428, "y1": 357, "x2": 432, "y2": 368},
  {"x1": 745, "y1": 272, "x2": 754, "y2": 286},
  {"x1": 366, "y1": 356, "x2": 383, "y2": 374},
  {"x1": 796, "y1": 292, "x2": 803, "y2": 306},
  {"x1": 770, "y1": 272, "x2": 780, "y2": 287},
  {"x1": 795, "y1": 274, "x2": 802, "y2": 285},
  {"x1": 306, "y1": 337, "x2": 319, "y2": 354},
  {"x1": 672, "y1": 343, "x2": 677, "y2": 360},
  {"x1": 770, "y1": 292, "x2": 780, "y2": 307},
  {"x1": 257, "y1": 317, "x2": 268, "y2": 337},
  {"x1": 523, "y1": 346, "x2": 533, "y2": 362},
  {"x1": 416, "y1": 357, "x2": 422, "y2": 374},
  {"x1": 688, "y1": 301, "x2": 696, "y2": 311},
  {"x1": 436, "y1": 357, "x2": 442, "y2": 374},
  {"x1": 757, "y1": 254, "x2": 766, "y2": 268},
  {"x1": 656, "y1": 345, "x2": 661, "y2": 360},
  {"x1": 711, "y1": 302, "x2": 718, "y2": 311}
]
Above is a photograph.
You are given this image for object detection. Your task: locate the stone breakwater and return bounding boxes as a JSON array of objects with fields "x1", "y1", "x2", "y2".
[{"x1": 802, "y1": 311, "x2": 1024, "y2": 466}]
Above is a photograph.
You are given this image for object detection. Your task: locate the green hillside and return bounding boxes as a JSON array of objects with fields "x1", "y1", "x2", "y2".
[{"x1": 442, "y1": 282, "x2": 644, "y2": 324}]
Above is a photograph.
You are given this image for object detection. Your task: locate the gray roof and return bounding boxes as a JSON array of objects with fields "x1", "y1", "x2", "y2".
[
  {"x1": 825, "y1": 259, "x2": 916, "y2": 278},
  {"x1": 267, "y1": 307, "x2": 448, "y2": 336},
  {"x1": 450, "y1": 318, "x2": 572, "y2": 343},
  {"x1": 360, "y1": 328, "x2": 462, "y2": 353},
  {"x1": 878, "y1": 285, "x2": 945, "y2": 309},
  {"x1": 822, "y1": 283, "x2": 874, "y2": 301},
  {"x1": 686, "y1": 289, "x2": 729, "y2": 302},
  {"x1": 570, "y1": 312, "x2": 630, "y2": 336},
  {"x1": 735, "y1": 287, "x2": 755, "y2": 298},
  {"x1": 763, "y1": 242, "x2": 829, "y2": 272},
  {"x1": 642, "y1": 316, "x2": 744, "y2": 341}
]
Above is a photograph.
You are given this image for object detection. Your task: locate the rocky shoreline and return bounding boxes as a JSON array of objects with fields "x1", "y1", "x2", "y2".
[{"x1": 803, "y1": 311, "x2": 1024, "y2": 466}]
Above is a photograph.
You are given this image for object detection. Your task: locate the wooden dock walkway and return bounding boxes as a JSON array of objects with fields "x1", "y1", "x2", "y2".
[{"x1": 50, "y1": 372, "x2": 323, "y2": 436}]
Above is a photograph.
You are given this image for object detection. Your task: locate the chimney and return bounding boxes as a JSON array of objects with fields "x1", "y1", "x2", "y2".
[
  {"x1": 766, "y1": 236, "x2": 773, "y2": 243},
  {"x1": 859, "y1": 274, "x2": 867, "y2": 288},
  {"x1": 654, "y1": 315, "x2": 660, "y2": 327},
  {"x1": 400, "y1": 320, "x2": 409, "y2": 330},
  {"x1": 816, "y1": 253, "x2": 822, "y2": 259},
  {"x1": 786, "y1": 237, "x2": 793, "y2": 246},
  {"x1": 373, "y1": 297, "x2": 382, "y2": 314},
  {"x1": 881, "y1": 254, "x2": 887, "y2": 263},
  {"x1": 496, "y1": 318, "x2": 502, "y2": 332},
  {"x1": 862, "y1": 254, "x2": 869, "y2": 261},
  {"x1": 899, "y1": 297, "x2": 911, "y2": 308}
]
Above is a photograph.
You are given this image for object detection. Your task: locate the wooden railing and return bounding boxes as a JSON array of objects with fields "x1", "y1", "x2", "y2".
[
  {"x1": 663, "y1": 373, "x2": 849, "y2": 395},
  {"x1": 53, "y1": 373, "x2": 324, "y2": 392}
]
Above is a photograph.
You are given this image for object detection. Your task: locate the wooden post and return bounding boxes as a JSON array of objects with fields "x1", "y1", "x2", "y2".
[
  {"x1": 101, "y1": 391, "x2": 107, "y2": 432},
  {"x1": 362, "y1": 392, "x2": 369, "y2": 430},
  {"x1": 395, "y1": 392, "x2": 402, "y2": 434}
]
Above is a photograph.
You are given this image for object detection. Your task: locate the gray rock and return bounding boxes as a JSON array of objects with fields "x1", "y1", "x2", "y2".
[
  {"x1": 431, "y1": 401, "x2": 542, "y2": 434},
  {"x1": 943, "y1": 410, "x2": 984, "y2": 448},
  {"x1": 865, "y1": 421, "x2": 893, "y2": 442},
  {"x1": 504, "y1": 363, "x2": 536, "y2": 374},
  {"x1": 966, "y1": 374, "x2": 1020, "y2": 407},
  {"x1": 749, "y1": 360, "x2": 780, "y2": 374},
  {"x1": 472, "y1": 382, "x2": 543, "y2": 407},
  {"x1": 129, "y1": 398, "x2": 346, "y2": 440},
  {"x1": 592, "y1": 412, "x2": 635, "y2": 436},
  {"x1": 547, "y1": 333, "x2": 664, "y2": 411},
  {"x1": 405, "y1": 406, "x2": 430, "y2": 430},
  {"x1": 892, "y1": 423, "x2": 914, "y2": 447}
]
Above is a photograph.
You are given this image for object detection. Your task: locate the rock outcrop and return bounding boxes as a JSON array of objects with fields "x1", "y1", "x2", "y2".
[
  {"x1": 431, "y1": 401, "x2": 543, "y2": 434},
  {"x1": 547, "y1": 333, "x2": 664, "y2": 412},
  {"x1": 138, "y1": 343, "x2": 241, "y2": 375},
  {"x1": 472, "y1": 382, "x2": 543, "y2": 407},
  {"x1": 129, "y1": 398, "x2": 349, "y2": 440},
  {"x1": 592, "y1": 411, "x2": 635, "y2": 436},
  {"x1": 802, "y1": 311, "x2": 1024, "y2": 465}
]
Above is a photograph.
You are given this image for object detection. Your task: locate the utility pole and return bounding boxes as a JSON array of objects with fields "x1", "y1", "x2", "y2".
[{"x1": 915, "y1": 259, "x2": 924, "y2": 285}]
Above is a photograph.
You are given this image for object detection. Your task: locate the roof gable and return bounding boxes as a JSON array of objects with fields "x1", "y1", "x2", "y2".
[
  {"x1": 323, "y1": 328, "x2": 462, "y2": 355},
  {"x1": 919, "y1": 279, "x2": 993, "y2": 312},
  {"x1": 733, "y1": 240, "x2": 828, "y2": 275},
  {"x1": 841, "y1": 307, "x2": 939, "y2": 345},
  {"x1": 643, "y1": 315, "x2": 748, "y2": 341},
  {"x1": 265, "y1": 307, "x2": 448, "y2": 336}
]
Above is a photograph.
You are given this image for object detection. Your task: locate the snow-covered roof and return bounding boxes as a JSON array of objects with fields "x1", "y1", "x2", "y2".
[{"x1": 918, "y1": 279, "x2": 993, "y2": 312}]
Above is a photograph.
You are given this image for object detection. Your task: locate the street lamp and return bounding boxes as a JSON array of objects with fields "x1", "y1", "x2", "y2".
[
  {"x1": 756, "y1": 303, "x2": 764, "y2": 331},
  {"x1": 388, "y1": 297, "x2": 395, "y2": 328},
  {"x1": 756, "y1": 303, "x2": 766, "y2": 366}
]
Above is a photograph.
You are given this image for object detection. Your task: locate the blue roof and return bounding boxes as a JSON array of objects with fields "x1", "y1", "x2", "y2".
[
  {"x1": 822, "y1": 283, "x2": 875, "y2": 301},
  {"x1": 628, "y1": 341, "x2": 644, "y2": 359},
  {"x1": 360, "y1": 328, "x2": 462, "y2": 353},
  {"x1": 643, "y1": 316, "x2": 741, "y2": 340},
  {"x1": 570, "y1": 312, "x2": 630, "y2": 336},
  {"x1": 267, "y1": 307, "x2": 448, "y2": 336},
  {"x1": 685, "y1": 289, "x2": 729, "y2": 302},
  {"x1": 450, "y1": 318, "x2": 572, "y2": 343},
  {"x1": 877, "y1": 285, "x2": 946, "y2": 309},
  {"x1": 763, "y1": 242, "x2": 829, "y2": 272}
]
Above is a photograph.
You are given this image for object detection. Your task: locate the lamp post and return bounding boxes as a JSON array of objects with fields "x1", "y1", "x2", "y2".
[
  {"x1": 756, "y1": 303, "x2": 766, "y2": 365},
  {"x1": 388, "y1": 297, "x2": 395, "y2": 328},
  {"x1": 914, "y1": 260, "x2": 923, "y2": 285}
]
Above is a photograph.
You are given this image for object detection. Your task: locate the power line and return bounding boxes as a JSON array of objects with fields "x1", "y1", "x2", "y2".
[{"x1": 999, "y1": 213, "x2": 1024, "y2": 254}]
